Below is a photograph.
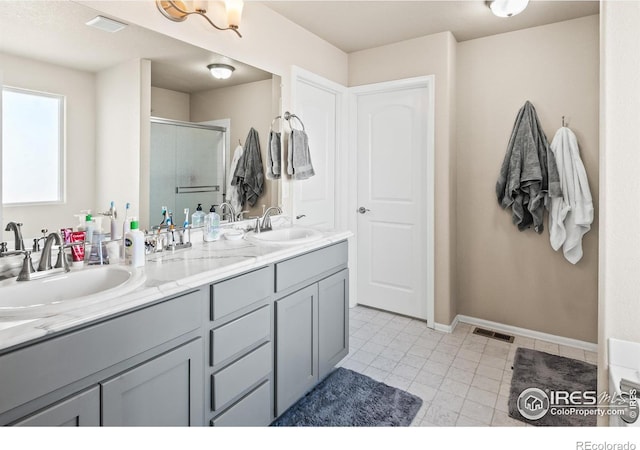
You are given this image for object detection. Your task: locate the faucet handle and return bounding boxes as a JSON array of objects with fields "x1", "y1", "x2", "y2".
[
  {"x1": 17, "y1": 251, "x2": 35, "y2": 282},
  {"x1": 0, "y1": 242, "x2": 7, "y2": 253},
  {"x1": 54, "y1": 246, "x2": 70, "y2": 272}
]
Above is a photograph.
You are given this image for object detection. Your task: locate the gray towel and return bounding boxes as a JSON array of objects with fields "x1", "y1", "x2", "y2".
[
  {"x1": 267, "y1": 131, "x2": 281, "y2": 179},
  {"x1": 232, "y1": 128, "x2": 264, "y2": 207},
  {"x1": 496, "y1": 101, "x2": 561, "y2": 233},
  {"x1": 287, "y1": 129, "x2": 315, "y2": 180}
]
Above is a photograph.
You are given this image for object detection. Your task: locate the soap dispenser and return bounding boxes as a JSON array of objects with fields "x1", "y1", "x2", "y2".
[
  {"x1": 204, "y1": 205, "x2": 220, "y2": 242},
  {"x1": 192, "y1": 204, "x2": 205, "y2": 228}
]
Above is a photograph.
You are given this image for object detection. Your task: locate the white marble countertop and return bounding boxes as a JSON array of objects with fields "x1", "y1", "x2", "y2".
[{"x1": 0, "y1": 224, "x2": 352, "y2": 354}]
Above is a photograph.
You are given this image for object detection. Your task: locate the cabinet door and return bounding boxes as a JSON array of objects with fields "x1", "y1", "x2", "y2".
[
  {"x1": 318, "y1": 269, "x2": 349, "y2": 379},
  {"x1": 101, "y1": 339, "x2": 203, "y2": 426},
  {"x1": 275, "y1": 284, "x2": 318, "y2": 416},
  {"x1": 13, "y1": 387, "x2": 99, "y2": 427}
]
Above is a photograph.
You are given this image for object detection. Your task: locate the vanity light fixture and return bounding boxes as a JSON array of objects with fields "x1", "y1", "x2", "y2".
[
  {"x1": 156, "y1": 0, "x2": 243, "y2": 37},
  {"x1": 487, "y1": 0, "x2": 529, "y2": 18},
  {"x1": 208, "y1": 63, "x2": 235, "y2": 80}
]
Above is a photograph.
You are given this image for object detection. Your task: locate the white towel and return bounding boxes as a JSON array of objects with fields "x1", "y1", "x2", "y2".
[
  {"x1": 227, "y1": 144, "x2": 244, "y2": 215},
  {"x1": 549, "y1": 127, "x2": 593, "y2": 264}
]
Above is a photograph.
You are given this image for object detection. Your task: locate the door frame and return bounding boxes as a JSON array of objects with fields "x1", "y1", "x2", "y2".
[
  {"x1": 290, "y1": 66, "x2": 349, "y2": 230},
  {"x1": 348, "y1": 75, "x2": 435, "y2": 327}
]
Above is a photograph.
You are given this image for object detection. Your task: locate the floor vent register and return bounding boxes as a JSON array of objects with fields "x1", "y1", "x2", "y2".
[{"x1": 472, "y1": 327, "x2": 515, "y2": 343}]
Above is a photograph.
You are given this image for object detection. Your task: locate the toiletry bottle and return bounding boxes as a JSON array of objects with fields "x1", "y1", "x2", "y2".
[
  {"x1": 192, "y1": 204, "x2": 205, "y2": 228},
  {"x1": 79, "y1": 214, "x2": 94, "y2": 261},
  {"x1": 204, "y1": 205, "x2": 220, "y2": 242},
  {"x1": 124, "y1": 219, "x2": 145, "y2": 267}
]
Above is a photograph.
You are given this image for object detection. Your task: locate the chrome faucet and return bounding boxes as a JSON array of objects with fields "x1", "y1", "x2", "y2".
[
  {"x1": 5, "y1": 222, "x2": 25, "y2": 251},
  {"x1": 37, "y1": 232, "x2": 69, "y2": 273},
  {"x1": 218, "y1": 202, "x2": 237, "y2": 222},
  {"x1": 258, "y1": 206, "x2": 283, "y2": 232}
]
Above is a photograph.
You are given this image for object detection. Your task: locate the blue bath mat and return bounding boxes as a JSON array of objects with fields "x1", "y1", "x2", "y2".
[{"x1": 271, "y1": 367, "x2": 422, "y2": 426}]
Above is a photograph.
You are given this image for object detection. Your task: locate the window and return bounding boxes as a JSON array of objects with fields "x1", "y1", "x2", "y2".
[{"x1": 2, "y1": 87, "x2": 65, "y2": 205}]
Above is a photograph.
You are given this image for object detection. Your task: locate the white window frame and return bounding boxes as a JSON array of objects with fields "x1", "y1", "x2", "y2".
[{"x1": 2, "y1": 86, "x2": 66, "y2": 206}]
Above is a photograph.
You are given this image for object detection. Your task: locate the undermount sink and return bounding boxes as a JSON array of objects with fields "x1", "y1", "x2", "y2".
[
  {"x1": 245, "y1": 227, "x2": 323, "y2": 246},
  {"x1": 0, "y1": 266, "x2": 146, "y2": 319}
]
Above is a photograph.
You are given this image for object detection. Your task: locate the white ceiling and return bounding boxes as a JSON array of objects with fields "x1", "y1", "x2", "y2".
[
  {"x1": 262, "y1": 1, "x2": 600, "y2": 53},
  {"x1": 0, "y1": 1, "x2": 599, "y2": 93},
  {"x1": 0, "y1": 1, "x2": 273, "y2": 93}
]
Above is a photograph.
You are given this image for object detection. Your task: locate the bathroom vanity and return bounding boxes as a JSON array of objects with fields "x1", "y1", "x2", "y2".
[{"x1": 0, "y1": 229, "x2": 350, "y2": 426}]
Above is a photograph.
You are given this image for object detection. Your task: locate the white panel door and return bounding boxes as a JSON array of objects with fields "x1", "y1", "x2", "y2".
[
  {"x1": 355, "y1": 82, "x2": 433, "y2": 320},
  {"x1": 292, "y1": 77, "x2": 338, "y2": 229}
]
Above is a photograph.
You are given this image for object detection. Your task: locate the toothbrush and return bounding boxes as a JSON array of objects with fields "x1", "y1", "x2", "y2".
[
  {"x1": 121, "y1": 202, "x2": 130, "y2": 260},
  {"x1": 183, "y1": 208, "x2": 190, "y2": 228}
]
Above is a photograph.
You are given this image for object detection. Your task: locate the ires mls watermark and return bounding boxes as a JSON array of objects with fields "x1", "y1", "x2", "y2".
[{"x1": 516, "y1": 387, "x2": 639, "y2": 423}]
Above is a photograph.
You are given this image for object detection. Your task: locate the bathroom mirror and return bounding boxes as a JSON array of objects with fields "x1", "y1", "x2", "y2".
[{"x1": 0, "y1": 0, "x2": 281, "y2": 238}]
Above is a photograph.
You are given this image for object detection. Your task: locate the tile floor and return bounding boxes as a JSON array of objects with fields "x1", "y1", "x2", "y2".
[{"x1": 338, "y1": 305, "x2": 598, "y2": 427}]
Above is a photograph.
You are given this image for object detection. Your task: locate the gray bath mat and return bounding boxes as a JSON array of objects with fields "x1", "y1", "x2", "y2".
[
  {"x1": 271, "y1": 367, "x2": 422, "y2": 426},
  {"x1": 508, "y1": 347, "x2": 597, "y2": 426}
]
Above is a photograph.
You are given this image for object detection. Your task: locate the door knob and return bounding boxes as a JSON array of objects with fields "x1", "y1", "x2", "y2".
[{"x1": 358, "y1": 207, "x2": 371, "y2": 214}]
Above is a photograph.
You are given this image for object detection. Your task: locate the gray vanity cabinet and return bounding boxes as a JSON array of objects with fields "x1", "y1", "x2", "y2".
[
  {"x1": 101, "y1": 338, "x2": 202, "y2": 426},
  {"x1": 13, "y1": 387, "x2": 100, "y2": 427},
  {"x1": 274, "y1": 242, "x2": 349, "y2": 418},
  {"x1": 275, "y1": 284, "x2": 319, "y2": 416},
  {"x1": 1, "y1": 288, "x2": 205, "y2": 427},
  {"x1": 207, "y1": 266, "x2": 274, "y2": 427},
  {"x1": 318, "y1": 269, "x2": 349, "y2": 379}
]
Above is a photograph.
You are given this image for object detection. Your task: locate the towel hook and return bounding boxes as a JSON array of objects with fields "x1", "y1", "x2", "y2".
[
  {"x1": 283, "y1": 111, "x2": 306, "y2": 132},
  {"x1": 562, "y1": 116, "x2": 566, "y2": 127},
  {"x1": 270, "y1": 115, "x2": 282, "y2": 132}
]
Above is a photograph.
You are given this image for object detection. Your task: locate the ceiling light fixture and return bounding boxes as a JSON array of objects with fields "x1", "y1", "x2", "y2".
[
  {"x1": 487, "y1": 0, "x2": 529, "y2": 18},
  {"x1": 208, "y1": 63, "x2": 235, "y2": 80},
  {"x1": 156, "y1": 0, "x2": 243, "y2": 37}
]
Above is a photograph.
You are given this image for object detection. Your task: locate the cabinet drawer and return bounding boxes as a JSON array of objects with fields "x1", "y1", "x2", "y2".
[
  {"x1": 211, "y1": 266, "x2": 273, "y2": 321},
  {"x1": 212, "y1": 343, "x2": 271, "y2": 411},
  {"x1": 275, "y1": 241, "x2": 348, "y2": 292},
  {"x1": 210, "y1": 305, "x2": 270, "y2": 366},
  {"x1": 211, "y1": 381, "x2": 272, "y2": 427}
]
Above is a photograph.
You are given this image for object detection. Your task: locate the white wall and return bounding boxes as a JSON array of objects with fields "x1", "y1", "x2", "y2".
[
  {"x1": 96, "y1": 59, "x2": 151, "y2": 226},
  {"x1": 0, "y1": 52, "x2": 95, "y2": 239},
  {"x1": 151, "y1": 86, "x2": 190, "y2": 122},
  {"x1": 599, "y1": 0, "x2": 640, "y2": 413}
]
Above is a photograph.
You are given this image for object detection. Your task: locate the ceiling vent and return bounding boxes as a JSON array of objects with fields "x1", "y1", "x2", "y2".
[{"x1": 85, "y1": 15, "x2": 128, "y2": 33}]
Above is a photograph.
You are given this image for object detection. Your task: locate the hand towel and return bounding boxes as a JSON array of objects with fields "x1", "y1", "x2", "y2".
[
  {"x1": 267, "y1": 130, "x2": 282, "y2": 179},
  {"x1": 227, "y1": 144, "x2": 244, "y2": 214},
  {"x1": 232, "y1": 128, "x2": 264, "y2": 207},
  {"x1": 496, "y1": 101, "x2": 562, "y2": 233},
  {"x1": 287, "y1": 129, "x2": 315, "y2": 180},
  {"x1": 549, "y1": 127, "x2": 593, "y2": 264}
]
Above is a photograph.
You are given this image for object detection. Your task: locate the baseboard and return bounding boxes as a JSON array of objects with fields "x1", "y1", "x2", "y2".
[
  {"x1": 434, "y1": 315, "x2": 459, "y2": 334},
  {"x1": 455, "y1": 314, "x2": 598, "y2": 353}
]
